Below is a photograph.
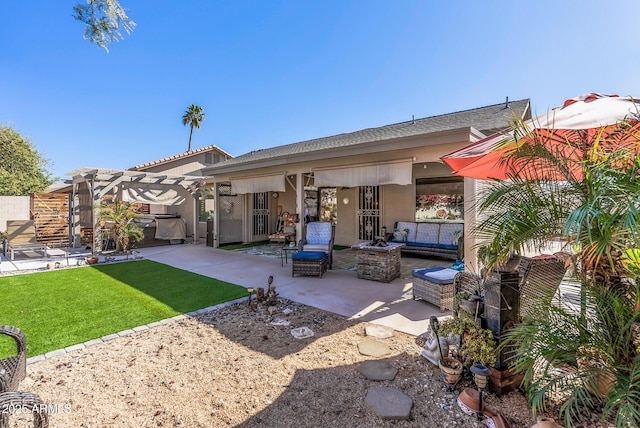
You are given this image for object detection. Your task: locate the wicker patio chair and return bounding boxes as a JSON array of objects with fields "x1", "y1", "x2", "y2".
[
  {"x1": 517, "y1": 255, "x2": 567, "y2": 319},
  {"x1": 0, "y1": 325, "x2": 27, "y2": 393},
  {"x1": 0, "y1": 391, "x2": 49, "y2": 428},
  {"x1": 451, "y1": 253, "x2": 567, "y2": 320},
  {"x1": 298, "y1": 222, "x2": 334, "y2": 269}
]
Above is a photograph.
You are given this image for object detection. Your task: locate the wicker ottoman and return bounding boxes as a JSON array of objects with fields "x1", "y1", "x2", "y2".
[
  {"x1": 292, "y1": 251, "x2": 328, "y2": 278},
  {"x1": 411, "y1": 267, "x2": 459, "y2": 312}
]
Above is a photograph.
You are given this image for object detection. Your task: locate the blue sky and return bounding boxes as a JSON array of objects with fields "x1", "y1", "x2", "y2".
[{"x1": 2, "y1": 1, "x2": 639, "y2": 183}]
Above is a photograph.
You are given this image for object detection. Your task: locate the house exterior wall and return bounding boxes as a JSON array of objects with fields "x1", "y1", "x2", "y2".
[
  {"x1": 139, "y1": 155, "x2": 208, "y2": 176},
  {"x1": 208, "y1": 130, "x2": 481, "y2": 247}
]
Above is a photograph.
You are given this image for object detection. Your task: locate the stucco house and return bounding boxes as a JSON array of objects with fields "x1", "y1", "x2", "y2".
[{"x1": 201, "y1": 98, "x2": 531, "y2": 267}]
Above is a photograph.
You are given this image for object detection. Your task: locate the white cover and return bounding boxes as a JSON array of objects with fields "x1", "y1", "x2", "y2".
[
  {"x1": 231, "y1": 174, "x2": 285, "y2": 194},
  {"x1": 314, "y1": 159, "x2": 413, "y2": 187},
  {"x1": 122, "y1": 184, "x2": 186, "y2": 205}
]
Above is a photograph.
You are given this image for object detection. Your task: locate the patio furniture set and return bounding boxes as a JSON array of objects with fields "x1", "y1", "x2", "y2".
[{"x1": 0, "y1": 325, "x2": 49, "y2": 427}]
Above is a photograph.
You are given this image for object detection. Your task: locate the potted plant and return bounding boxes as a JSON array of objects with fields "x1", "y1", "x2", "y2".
[
  {"x1": 439, "y1": 315, "x2": 497, "y2": 368},
  {"x1": 439, "y1": 355, "x2": 464, "y2": 384}
]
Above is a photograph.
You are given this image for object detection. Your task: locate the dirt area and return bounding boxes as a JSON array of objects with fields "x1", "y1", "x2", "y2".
[{"x1": 12, "y1": 297, "x2": 611, "y2": 428}]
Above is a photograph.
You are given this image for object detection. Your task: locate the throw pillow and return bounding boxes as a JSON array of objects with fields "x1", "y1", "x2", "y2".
[{"x1": 392, "y1": 228, "x2": 409, "y2": 242}]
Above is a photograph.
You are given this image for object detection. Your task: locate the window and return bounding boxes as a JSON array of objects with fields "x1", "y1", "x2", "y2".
[{"x1": 415, "y1": 178, "x2": 463, "y2": 221}]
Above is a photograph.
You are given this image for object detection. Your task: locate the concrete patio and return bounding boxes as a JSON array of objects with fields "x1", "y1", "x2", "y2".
[
  {"x1": 135, "y1": 243, "x2": 452, "y2": 337},
  {"x1": 0, "y1": 241, "x2": 457, "y2": 337}
]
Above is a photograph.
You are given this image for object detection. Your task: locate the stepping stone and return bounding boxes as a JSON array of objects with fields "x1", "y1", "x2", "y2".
[
  {"x1": 364, "y1": 386, "x2": 413, "y2": 420},
  {"x1": 365, "y1": 324, "x2": 395, "y2": 339},
  {"x1": 357, "y1": 360, "x2": 398, "y2": 381},
  {"x1": 358, "y1": 339, "x2": 391, "y2": 357}
]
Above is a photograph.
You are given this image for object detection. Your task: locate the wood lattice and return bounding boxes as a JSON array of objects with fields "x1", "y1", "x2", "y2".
[{"x1": 30, "y1": 192, "x2": 70, "y2": 248}]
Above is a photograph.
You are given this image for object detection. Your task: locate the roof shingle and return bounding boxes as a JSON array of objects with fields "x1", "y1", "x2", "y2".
[{"x1": 214, "y1": 98, "x2": 529, "y2": 168}]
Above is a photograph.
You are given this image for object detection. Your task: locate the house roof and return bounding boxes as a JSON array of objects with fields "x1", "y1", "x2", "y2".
[
  {"x1": 128, "y1": 145, "x2": 233, "y2": 171},
  {"x1": 204, "y1": 98, "x2": 530, "y2": 171}
]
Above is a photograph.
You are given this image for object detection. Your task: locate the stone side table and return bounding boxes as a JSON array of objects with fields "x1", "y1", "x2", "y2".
[{"x1": 351, "y1": 242, "x2": 404, "y2": 283}]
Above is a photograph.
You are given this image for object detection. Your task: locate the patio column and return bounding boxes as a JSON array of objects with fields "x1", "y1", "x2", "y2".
[
  {"x1": 71, "y1": 182, "x2": 81, "y2": 248},
  {"x1": 463, "y1": 177, "x2": 479, "y2": 273},
  {"x1": 213, "y1": 181, "x2": 220, "y2": 248},
  {"x1": 296, "y1": 172, "x2": 304, "y2": 241}
]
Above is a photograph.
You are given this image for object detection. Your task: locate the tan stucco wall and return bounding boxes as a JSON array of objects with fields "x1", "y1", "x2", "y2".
[
  {"x1": 208, "y1": 129, "x2": 478, "y2": 247},
  {"x1": 334, "y1": 187, "x2": 357, "y2": 246},
  {"x1": 381, "y1": 184, "x2": 415, "y2": 237}
]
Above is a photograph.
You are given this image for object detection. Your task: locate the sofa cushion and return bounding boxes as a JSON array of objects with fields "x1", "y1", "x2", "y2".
[
  {"x1": 396, "y1": 221, "x2": 417, "y2": 242},
  {"x1": 411, "y1": 267, "x2": 458, "y2": 285},
  {"x1": 415, "y1": 222, "x2": 439, "y2": 244},
  {"x1": 407, "y1": 242, "x2": 458, "y2": 251},
  {"x1": 438, "y1": 223, "x2": 463, "y2": 246},
  {"x1": 303, "y1": 243, "x2": 330, "y2": 252}
]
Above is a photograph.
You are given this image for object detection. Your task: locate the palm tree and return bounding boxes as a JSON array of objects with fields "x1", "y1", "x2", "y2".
[
  {"x1": 474, "y1": 116, "x2": 640, "y2": 427},
  {"x1": 99, "y1": 199, "x2": 143, "y2": 253},
  {"x1": 181, "y1": 104, "x2": 205, "y2": 152},
  {"x1": 474, "y1": 116, "x2": 640, "y2": 290}
]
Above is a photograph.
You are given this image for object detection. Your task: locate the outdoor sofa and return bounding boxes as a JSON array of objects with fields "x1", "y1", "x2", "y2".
[{"x1": 390, "y1": 221, "x2": 463, "y2": 260}]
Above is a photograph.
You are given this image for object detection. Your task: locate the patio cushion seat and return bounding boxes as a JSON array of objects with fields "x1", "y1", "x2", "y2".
[
  {"x1": 412, "y1": 267, "x2": 458, "y2": 284},
  {"x1": 411, "y1": 267, "x2": 458, "y2": 312},
  {"x1": 291, "y1": 251, "x2": 326, "y2": 261}
]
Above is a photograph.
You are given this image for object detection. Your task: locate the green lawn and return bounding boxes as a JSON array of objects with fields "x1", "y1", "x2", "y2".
[{"x1": 0, "y1": 260, "x2": 247, "y2": 358}]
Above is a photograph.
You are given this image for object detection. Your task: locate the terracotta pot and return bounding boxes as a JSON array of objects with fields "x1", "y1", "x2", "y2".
[
  {"x1": 531, "y1": 416, "x2": 564, "y2": 428},
  {"x1": 439, "y1": 357, "x2": 463, "y2": 384},
  {"x1": 87, "y1": 257, "x2": 99, "y2": 265}
]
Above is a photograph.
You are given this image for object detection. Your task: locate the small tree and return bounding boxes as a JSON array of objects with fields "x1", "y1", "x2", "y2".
[
  {"x1": 99, "y1": 199, "x2": 143, "y2": 253},
  {"x1": 181, "y1": 104, "x2": 205, "y2": 152},
  {"x1": 0, "y1": 126, "x2": 55, "y2": 195}
]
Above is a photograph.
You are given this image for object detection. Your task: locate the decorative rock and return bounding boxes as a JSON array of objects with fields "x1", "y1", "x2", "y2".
[
  {"x1": 282, "y1": 308, "x2": 292, "y2": 315},
  {"x1": 270, "y1": 318, "x2": 290, "y2": 326},
  {"x1": 268, "y1": 307, "x2": 278, "y2": 315},
  {"x1": 364, "y1": 386, "x2": 413, "y2": 420},
  {"x1": 290, "y1": 326, "x2": 314, "y2": 339},
  {"x1": 357, "y1": 360, "x2": 398, "y2": 381},
  {"x1": 365, "y1": 324, "x2": 395, "y2": 339},
  {"x1": 357, "y1": 339, "x2": 391, "y2": 357}
]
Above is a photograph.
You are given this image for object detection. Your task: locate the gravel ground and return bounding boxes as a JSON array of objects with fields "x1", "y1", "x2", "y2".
[{"x1": 10, "y1": 297, "x2": 612, "y2": 428}]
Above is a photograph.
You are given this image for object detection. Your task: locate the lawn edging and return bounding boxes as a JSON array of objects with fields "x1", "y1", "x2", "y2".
[{"x1": 25, "y1": 296, "x2": 248, "y2": 365}]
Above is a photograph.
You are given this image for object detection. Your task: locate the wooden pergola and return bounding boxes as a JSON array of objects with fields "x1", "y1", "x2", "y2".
[{"x1": 66, "y1": 167, "x2": 212, "y2": 252}]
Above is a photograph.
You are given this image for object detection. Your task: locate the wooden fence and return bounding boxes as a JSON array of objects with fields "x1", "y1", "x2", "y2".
[{"x1": 30, "y1": 193, "x2": 70, "y2": 248}]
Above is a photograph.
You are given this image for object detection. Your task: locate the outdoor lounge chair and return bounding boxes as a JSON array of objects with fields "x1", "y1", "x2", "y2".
[
  {"x1": 298, "y1": 222, "x2": 334, "y2": 269},
  {"x1": 0, "y1": 325, "x2": 26, "y2": 393},
  {"x1": 0, "y1": 391, "x2": 49, "y2": 427},
  {"x1": 5, "y1": 220, "x2": 48, "y2": 260}
]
